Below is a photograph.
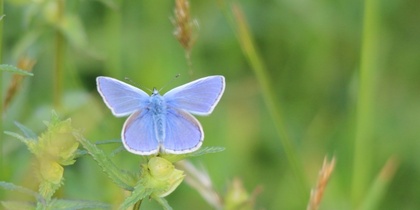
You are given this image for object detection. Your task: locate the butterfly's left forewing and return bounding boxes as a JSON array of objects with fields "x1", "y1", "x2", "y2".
[
  {"x1": 164, "y1": 76, "x2": 225, "y2": 116},
  {"x1": 162, "y1": 108, "x2": 203, "y2": 154}
]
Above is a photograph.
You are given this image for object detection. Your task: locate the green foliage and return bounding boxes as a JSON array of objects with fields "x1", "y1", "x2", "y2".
[
  {"x1": 5, "y1": 112, "x2": 79, "y2": 202},
  {"x1": 0, "y1": 181, "x2": 111, "y2": 209},
  {"x1": 3, "y1": 98, "x2": 224, "y2": 209},
  {"x1": 2, "y1": 113, "x2": 109, "y2": 209},
  {"x1": 74, "y1": 133, "x2": 137, "y2": 191},
  {"x1": 46, "y1": 199, "x2": 111, "y2": 210},
  {"x1": 0, "y1": 181, "x2": 41, "y2": 201}
]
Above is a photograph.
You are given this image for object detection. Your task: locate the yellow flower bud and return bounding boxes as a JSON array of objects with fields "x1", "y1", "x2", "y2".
[
  {"x1": 148, "y1": 157, "x2": 174, "y2": 180},
  {"x1": 36, "y1": 118, "x2": 79, "y2": 165},
  {"x1": 145, "y1": 157, "x2": 185, "y2": 197}
]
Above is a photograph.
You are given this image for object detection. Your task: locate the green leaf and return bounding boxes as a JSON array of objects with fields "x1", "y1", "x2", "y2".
[
  {"x1": 4, "y1": 131, "x2": 30, "y2": 145},
  {"x1": 48, "y1": 199, "x2": 111, "y2": 210},
  {"x1": 0, "y1": 64, "x2": 34, "y2": 76},
  {"x1": 119, "y1": 181, "x2": 153, "y2": 210},
  {"x1": 110, "y1": 146, "x2": 125, "y2": 157},
  {"x1": 153, "y1": 197, "x2": 173, "y2": 210},
  {"x1": 74, "y1": 133, "x2": 137, "y2": 191},
  {"x1": 74, "y1": 149, "x2": 89, "y2": 158},
  {"x1": 1, "y1": 201, "x2": 35, "y2": 210},
  {"x1": 162, "y1": 147, "x2": 225, "y2": 162},
  {"x1": 95, "y1": 139, "x2": 121, "y2": 145},
  {"x1": 190, "y1": 147, "x2": 225, "y2": 157},
  {"x1": 0, "y1": 181, "x2": 42, "y2": 201},
  {"x1": 14, "y1": 121, "x2": 38, "y2": 139}
]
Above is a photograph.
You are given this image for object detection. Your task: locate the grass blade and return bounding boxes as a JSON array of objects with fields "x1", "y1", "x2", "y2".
[
  {"x1": 352, "y1": 0, "x2": 381, "y2": 204},
  {"x1": 0, "y1": 64, "x2": 34, "y2": 76},
  {"x1": 359, "y1": 157, "x2": 398, "y2": 210}
]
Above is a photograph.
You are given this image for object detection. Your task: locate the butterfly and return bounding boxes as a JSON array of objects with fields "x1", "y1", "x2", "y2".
[{"x1": 96, "y1": 75, "x2": 225, "y2": 155}]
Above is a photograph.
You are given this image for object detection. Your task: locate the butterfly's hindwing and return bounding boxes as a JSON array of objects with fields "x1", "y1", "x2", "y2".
[
  {"x1": 162, "y1": 108, "x2": 203, "y2": 154},
  {"x1": 122, "y1": 110, "x2": 159, "y2": 155}
]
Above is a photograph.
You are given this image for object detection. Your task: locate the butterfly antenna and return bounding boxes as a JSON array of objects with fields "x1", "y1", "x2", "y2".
[
  {"x1": 159, "y1": 74, "x2": 181, "y2": 92},
  {"x1": 125, "y1": 77, "x2": 152, "y2": 93}
]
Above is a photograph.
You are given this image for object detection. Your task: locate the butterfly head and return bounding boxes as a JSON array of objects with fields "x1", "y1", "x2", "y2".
[{"x1": 152, "y1": 88, "x2": 160, "y2": 96}]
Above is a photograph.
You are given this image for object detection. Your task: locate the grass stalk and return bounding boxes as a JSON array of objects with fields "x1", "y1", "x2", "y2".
[
  {"x1": 359, "y1": 157, "x2": 398, "y2": 210},
  {"x1": 53, "y1": 0, "x2": 65, "y2": 108},
  {"x1": 0, "y1": 0, "x2": 4, "y2": 172},
  {"x1": 351, "y1": 0, "x2": 380, "y2": 205},
  {"x1": 231, "y1": 3, "x2": 307, "y2": 200},
  {"x1": 105, "y1": 0, "x2": 123, "y2": 78}
]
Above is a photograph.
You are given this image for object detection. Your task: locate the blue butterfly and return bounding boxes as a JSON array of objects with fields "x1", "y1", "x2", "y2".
[{"x1": 96, "y1": 76, "x2": 225, "y2": 155}]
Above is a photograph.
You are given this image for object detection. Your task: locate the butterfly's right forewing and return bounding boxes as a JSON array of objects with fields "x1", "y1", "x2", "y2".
[
  {"x1": 163, "y1": 76, "x2": 225, "y2": 116},
  {"x1": 97, "y1": 76, "x2": 149, "y2": 117}
]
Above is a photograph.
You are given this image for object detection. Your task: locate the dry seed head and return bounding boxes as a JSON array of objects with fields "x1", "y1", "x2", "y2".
[
  {"x1": 307, "y1": 156, "x2": 336, "y2": 210},
  {"x1": 173, "y1": 0, "x2": 197, "y2": 52},
  {"x1": 3, "y1": 57, "x2": 36, "y2": 112}
]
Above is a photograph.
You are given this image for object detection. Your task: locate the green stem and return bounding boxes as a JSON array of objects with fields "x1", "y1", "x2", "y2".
[
  {"x1": 53, "y1": 0, "x2": 65, "y2": 108},
  {"x1": 352, "y1": 0, "x2": 379, "y2": 205},
  {"x1": 0, "y1": 0, "x2": 4, "y2": 175},
  {"x1": 359, "y1": 157, "x2": 398, "y2": 210},
  {"x1": 105, "y1": 0, "x2": 123, "y2": 78},
  {"x1": 230, "y1": 4, "x2": 308, "y2": 201}
]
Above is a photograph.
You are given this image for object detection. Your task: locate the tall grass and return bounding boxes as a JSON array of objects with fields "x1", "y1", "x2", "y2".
[
  {"x1": 230, "y1": 3, "x2": 308, "y2": 203},
  {"x1": 0, "y1": 0, "x2": 4, "y2": 172},
  {"x1": 352, "y1": 0, "x2": 380, "y2": 205}
]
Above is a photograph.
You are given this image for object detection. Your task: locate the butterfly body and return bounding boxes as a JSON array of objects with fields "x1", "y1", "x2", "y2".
[
  {"x1": 96, "y1": 75, "x2": 225, "y2": 155},
  {"x1": 147, "y1": 90, "x2": 167, "y2": 143}
]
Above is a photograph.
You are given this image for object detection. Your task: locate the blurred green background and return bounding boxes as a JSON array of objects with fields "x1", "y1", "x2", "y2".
[{"x1": 2, "y1": 0, "x2": 420, "y2": 209}]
